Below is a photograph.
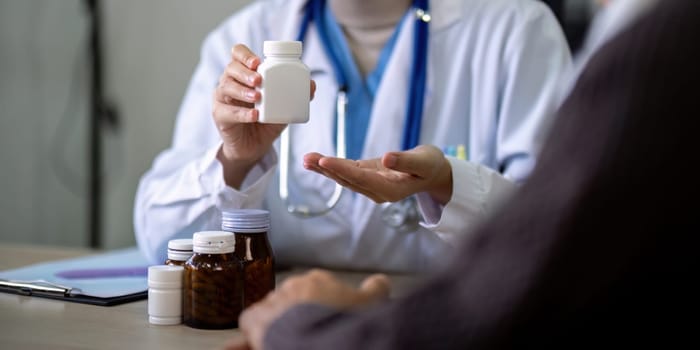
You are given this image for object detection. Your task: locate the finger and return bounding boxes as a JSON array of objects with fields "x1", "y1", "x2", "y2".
[
  {"x1": 213, "y1": 103, "x2": 259, "y2": 124},
  {"x1": 359, "y1": 274, "x2": 391, "y2": 301},
  {"x1": 304, "y1": 163, "x2": 332, "y2": 177},
  {"x1": 316, "y1": 158, "x2": 403, "y2": 202},
  {"x1": 304, "y1": 158, "x2": 360, "y2": 186},
  {"x1": 216, "y1": 78, "x2": 260, "y2": 105},
  {"x1": 303, "y1": 152, "x2": 325, "y2": 169},
  {"x1": 300, "y1": 154, "x2": 347, "y2": 182},
  {"x1": 315, "y1": 163, "x2": 362, "y2": 188},
  {"x1": 303, "y1": 162, "x2": 324, "y2": 175},
  {"x1": 310, "y1": 80, "x2": 317, "y2": 101},
  {"x1": 317, "y1": 158, "x2": 374, "y2": 188},
  {"x1": 319, "y1": 156, "x2": 389, "y2": 174},
  {"x1": 238, "y1": 305, "x2": 267, "y2": 350},
  {"x1": 382, "y1": 149, "x2": 434, "y2": 178},
  {"x1": 315, "y1": 165, "x2": 387, "y2": 203},
  {"x1": 316, "y1": 169, "x2": 363, "y2": 193},
  {"x1": 231, "y1": 44, "x2": 262, "y2": 70},
  {"x1": 225, "y1": 60, "x2": 262, "y2": 89},
  {"x1": 321, "y1": 169, "x2": 353, "y2": 188},
  {"x1": 317, "y1": 157, "x2": 366, "y2": 177},
  {"x1": 319, "y1": 157, "x2": 403, "y2": 194},
  {"x1": 304, "y1": 158, "x2": 382, "y2": 201},
  {"x1": 306, "y1": 268, "x2": 333, "y2": 280}
]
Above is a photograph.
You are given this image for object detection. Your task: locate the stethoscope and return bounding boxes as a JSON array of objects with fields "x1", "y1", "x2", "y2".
[{"x1": 280, "y1": 0, "x2": 431, "y2": 231}]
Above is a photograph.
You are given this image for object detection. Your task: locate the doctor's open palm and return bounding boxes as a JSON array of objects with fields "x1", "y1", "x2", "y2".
[
  {"x1": 304, "y1": 145, "x2": 454, "y2": 205},
  {"x1": 213, "y1": 44, "x2": 316, "y2": 188}
]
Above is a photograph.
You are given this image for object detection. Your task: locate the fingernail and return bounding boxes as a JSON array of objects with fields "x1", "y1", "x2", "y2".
[
  {"x1": 249, "y1": 109, "x2": 258, "y2": 121},
  {"x1": 246, "y1": 91, "x2": 257, "y2": 100}
]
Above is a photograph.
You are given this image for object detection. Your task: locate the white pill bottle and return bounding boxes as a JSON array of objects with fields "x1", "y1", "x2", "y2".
[
  {"x1": 148, "y1": 265, "x2": 184, "y2": 325},
  {"x1": 256, "y1": 41, "x2": 310, "y2": 124}
]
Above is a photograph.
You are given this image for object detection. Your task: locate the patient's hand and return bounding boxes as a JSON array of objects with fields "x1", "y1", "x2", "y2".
[
  {"x1": 303, "y1": 144, "x2": 453, "y2": 205},
  {"x1": 224, "y1": 270, "x2": 390, "y2": 350}
]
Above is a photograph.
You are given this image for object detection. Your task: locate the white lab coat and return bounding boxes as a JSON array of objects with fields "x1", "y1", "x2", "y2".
[{"x1": 134, "y1": 0, "x2": 571, "y2": 272}]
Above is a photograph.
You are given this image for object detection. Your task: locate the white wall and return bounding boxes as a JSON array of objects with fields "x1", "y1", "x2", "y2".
[
  {"x1": 100, "y1": 0, "x2": 251, "y2": 249},
  {"x1": 0, "y1": 0, "x2": 89, "y2": 247},
  {"x1": 0, "y1": 0, "x2": 251, "y2": 249}
]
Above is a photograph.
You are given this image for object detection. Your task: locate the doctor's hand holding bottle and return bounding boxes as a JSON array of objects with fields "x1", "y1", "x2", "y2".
[
  {"x1": 303, "y1": 145, "x2": 453, "y2": 205},
  {"x1": 212, "y1": 44, "x2": 316, "y2": 189}
]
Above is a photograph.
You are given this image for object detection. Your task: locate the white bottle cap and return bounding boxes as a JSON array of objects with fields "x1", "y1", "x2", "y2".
[
  {"x1": 263, "y1": 40, "x2": 302, "y2": 56},
  {"x1": 148, "y1": 265, "x2": 184, "y2": 289},
  {"x1": 167, "y1": 238, "x2": 193, "y2": 251},
  {"x1": 192, "y1": 231, "x2": 235, "y2": 254},
  {"x1": 167, "y1": 238, "x2": 194, "y2": 261}
]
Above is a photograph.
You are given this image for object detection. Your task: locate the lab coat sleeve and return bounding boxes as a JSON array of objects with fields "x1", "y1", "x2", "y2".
[
  {"x1": 133, "y1": 144, "x2": 277, "y2": 265},
  {"x1": 496, "y1": 2, "x2": 572, "y2": 183},
  {"x1": 417, "y1": 3, "x2": 571, "y2": 241},
  {"x1": 133, "y1": 8, "x2": 275, "y2": 264},
  {"x1": 417, "y1": 157, "x2": 517, "y2": 243}
]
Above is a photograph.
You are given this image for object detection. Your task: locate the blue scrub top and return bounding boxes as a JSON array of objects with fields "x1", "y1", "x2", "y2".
[{"x1": 320, "y1": 4, "x2": 406, "y2": 160}]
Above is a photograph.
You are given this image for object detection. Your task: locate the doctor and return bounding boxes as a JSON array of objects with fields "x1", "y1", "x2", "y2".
[
  {"x1": 134, "y1": 0, "x2": 571, "y2": 271},
  {"x1": 304, "y1": 0, "x2": 662, "y2": 239}
]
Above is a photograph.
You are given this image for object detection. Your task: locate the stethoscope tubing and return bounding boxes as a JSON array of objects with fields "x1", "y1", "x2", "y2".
[
  {"x1": 280, "y1": 91, "x2": 347, "y2": 217},
  {"x1": 280, "y1": 0, "x2": 430, "y2": 219}
]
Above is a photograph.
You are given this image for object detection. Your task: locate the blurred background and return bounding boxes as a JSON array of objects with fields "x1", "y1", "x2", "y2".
[{"x1": 0, "y1": 0, "x2": 596, "y2": 251}]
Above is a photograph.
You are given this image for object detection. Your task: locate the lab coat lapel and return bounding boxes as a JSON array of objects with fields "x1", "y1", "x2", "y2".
[
  {"x1": 361, "y1": 0, "x2": 459, "y2": 159},
  {"x1": 351, "y1": 0, "x2": 460, "y2": 238},
  {"x1": 431, "y1": 0, "x2": 462, "y2": 33}
]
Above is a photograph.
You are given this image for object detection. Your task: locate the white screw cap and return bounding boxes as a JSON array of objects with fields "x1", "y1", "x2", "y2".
[{"x1": 263, "y1": 40, "x2": 302, "y2": 56}]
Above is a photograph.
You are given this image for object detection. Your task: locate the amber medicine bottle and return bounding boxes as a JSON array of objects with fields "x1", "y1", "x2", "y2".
[
  {"x1": 256, "y1": 40, "x2": 310, "y2": 124},
  {"x1": 222, "y1": 209, "x2": 275, "y2": 308},
  {"x1": 183, "y1": 231, "x2": 242, "y2": 329}
]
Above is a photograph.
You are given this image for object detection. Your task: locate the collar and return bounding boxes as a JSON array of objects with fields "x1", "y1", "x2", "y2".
[{"x1": 286, "y1": 0, "x2": 462, "y2": 33}]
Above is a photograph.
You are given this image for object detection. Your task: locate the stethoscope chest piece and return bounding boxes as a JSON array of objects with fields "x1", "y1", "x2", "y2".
[{"x1": 381, "y1": 196, "x2": 421, "y2": 232}]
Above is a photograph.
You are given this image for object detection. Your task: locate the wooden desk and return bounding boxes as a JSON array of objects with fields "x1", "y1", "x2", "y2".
[{"x1": 0, "y1": 244, "x2": 424, "y2": 349}]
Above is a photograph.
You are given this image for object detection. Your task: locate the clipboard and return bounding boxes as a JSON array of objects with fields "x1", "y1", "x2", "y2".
[
  {"x1": 0, "y1": 247, "x2": 149, "y2": 307},
  {"x1": 0, "y1": 279, "x2": 147, "y2": 306}
]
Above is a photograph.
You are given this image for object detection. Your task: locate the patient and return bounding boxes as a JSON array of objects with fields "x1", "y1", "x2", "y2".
[{"x1": 226, "y1": 0, "x2": 699, "y2": 348}]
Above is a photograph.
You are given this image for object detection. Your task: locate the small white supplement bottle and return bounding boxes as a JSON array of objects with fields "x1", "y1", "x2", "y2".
[
  {"x1": 256, "y1": 40, "x2": 310, "y2": 124},
  {"x1": 148, "y1": 265, "x2": 184, "y2": 325}
]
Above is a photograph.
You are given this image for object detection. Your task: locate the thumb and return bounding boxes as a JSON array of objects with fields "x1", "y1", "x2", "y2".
[
  {"x1": 359, "y1": 274, "x2": 391, "y2": 302},
  {"x1": 382, "y1": 151, "x2": 427, "y2": 176}
]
